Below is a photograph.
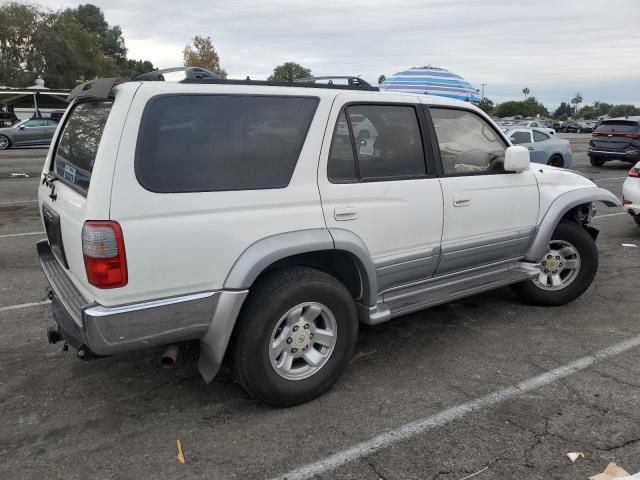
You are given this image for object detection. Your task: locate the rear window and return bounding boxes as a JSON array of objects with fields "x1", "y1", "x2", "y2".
[
  {"x1": 136, "y1": 94, "x2": 318, "y2": 192},
  {"x1": 595, "y1": 121, "x2": 640, "y2": 134},
  {"x1": 53, "y1": 101, "x2": 112, "y2": 192}
]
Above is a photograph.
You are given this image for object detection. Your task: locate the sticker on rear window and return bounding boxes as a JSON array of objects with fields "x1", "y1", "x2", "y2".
[{"x1": 63, "y1": 164, "x2": 76, "y2": 183}]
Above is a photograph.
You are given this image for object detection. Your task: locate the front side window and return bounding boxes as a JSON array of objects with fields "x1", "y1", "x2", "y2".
[
  {"x1": 430, "y1": 108, "x2": 507, "y2": 175},
  {"x1": 136, "y1": 95, "x2": 318, "y2": 192},
  {"x1": 328, "y1": 104, "x2": 426, "y2": 182},
  {"x1": 53, "y1": 101, "x2": 112, "y2": 191},
  {"x1": 509, "y1": 131, "x2": 533, "y2": 145},
  {"x1": 533, "y1": 130, "x2": 550, "y2": 142}
]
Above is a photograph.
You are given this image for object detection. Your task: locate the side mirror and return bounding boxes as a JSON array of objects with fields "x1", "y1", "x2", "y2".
[
  {"x1": 19, "y1": 126, "x2": 25, "y2": 130},
  {"x1": 504, "y1": 145, "x2": 530, "y2": 172}
]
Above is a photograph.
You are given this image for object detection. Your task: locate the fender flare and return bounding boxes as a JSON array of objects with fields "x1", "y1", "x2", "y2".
[
  {"x1": 525, "y1": 187, "x2": 620, "y2": 261},
  {"x1": 223, "y1": 228, "x2": 378, "y2": 306}
]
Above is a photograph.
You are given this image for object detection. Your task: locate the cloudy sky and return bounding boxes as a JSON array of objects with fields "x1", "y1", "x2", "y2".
[{"x1": 38, "y1": 0, "x2": 640, "y2": 109}]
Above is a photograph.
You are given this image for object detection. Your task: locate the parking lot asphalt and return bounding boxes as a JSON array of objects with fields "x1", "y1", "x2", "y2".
[{"x1": 1, "y1": 135, "x2": 639, "y2": 479}]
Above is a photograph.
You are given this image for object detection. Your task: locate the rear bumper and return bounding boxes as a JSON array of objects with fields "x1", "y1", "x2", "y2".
[
  {"x1": 588, "y1": 149, "x2": 640, "y2": 162},
  {"x1": 37, "y1": 240, "x2": 223, "y2": 356}
]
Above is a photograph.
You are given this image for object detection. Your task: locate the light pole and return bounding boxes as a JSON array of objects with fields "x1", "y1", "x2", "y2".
[{"x1": 481, "y1": 83, "x2": 487, "y2": 98}]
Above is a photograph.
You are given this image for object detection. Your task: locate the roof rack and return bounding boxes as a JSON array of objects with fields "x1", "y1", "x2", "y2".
[
  {"x1": 294, "y1": 76, "x2": 374, "y2": 88},
  {"x1": 133, "y1": 67, "x2": 379, "y2": 91},
  {"x1": 135, "y1": 66, "x2": 222, "y2": 81}
]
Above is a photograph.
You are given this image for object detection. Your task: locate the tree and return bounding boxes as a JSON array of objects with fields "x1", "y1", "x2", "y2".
[
  {"x1": 553, "y1": 102, "x2": 574, "y2": 118},
  {"x1": 608, "y1": 104, "x2": 640, "y2": 118},
  {"x1": 522, "y1": 87, "x2": 530, "y2": 99},
  {"x1": 476, "y1": 97, "x2": 494, "y2": 114},
  {"x1": 183, "y1": 36, "x2": 226, "y2": 78},
  {"x1": 571, "y1": 92, "x2": 583, "y2": 115},
  {"x1": 0, "y1": 3, "x2": 46, "y2": 87},
  {"x1": 378, "y1": 74, "x2": 386, "y2": 84},
  {"x1": 268, "y1": 62, "x2": 311, "y2": 82},
  {"x1": 493, "y1": 96, "x2": 548, "y2": 118},
  {"x1": 65, "y1": 5, "x2": 127, "y2": 61}
]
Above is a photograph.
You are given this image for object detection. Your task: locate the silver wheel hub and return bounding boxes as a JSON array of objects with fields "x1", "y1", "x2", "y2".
[
  {"x1": 534, "y1": 239, "x2": 581, "y2": 291},
  {"x1": 268, "y1": 302, "x2": 337, "y2": 381}
]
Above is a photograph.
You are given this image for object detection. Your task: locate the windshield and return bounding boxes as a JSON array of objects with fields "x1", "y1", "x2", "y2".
[{"x1": 595, "y1": 121, "x2": 640, "y2": 134}]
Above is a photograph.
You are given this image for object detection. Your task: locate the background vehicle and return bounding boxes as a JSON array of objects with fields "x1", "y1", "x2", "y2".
[
  {"x1": 0, "y1": 117, "x2": 58, "y2": 150},
  {"x1": 588, "y1": 117, "x2": 640, "y2": 166},
  {"x1": 503, "y1": 126, "x2": 572, "y2": 167},
  {"x1": 622, "y1": 161, "x2": 640, "y2": 225},
  {"x1": 37, "y1": 71, "x2": 618, "y2": 406},
  {"x1": 513, "y1": 120, "x2": 556, "y2": 135}
]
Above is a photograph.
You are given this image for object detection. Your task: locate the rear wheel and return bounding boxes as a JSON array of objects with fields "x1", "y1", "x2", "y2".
[
  {"x1": 0, "y1": 135, "x2": 10, "y2": 150},
  {"x1": 634, "y1": 215, "x2": 640, "y2": 226},
  {"x1": 589, "y1": 156, "x2": 605, "y2": 167},
  {"x1": 231, "y1": 266, "x2": 358, "y2": 407},
  {"x1": 547, "y1": 154, "x2": 564, "y2": 168},
  {"x1": 511, "y1": 220, "x2": 598, "y2": 306}
]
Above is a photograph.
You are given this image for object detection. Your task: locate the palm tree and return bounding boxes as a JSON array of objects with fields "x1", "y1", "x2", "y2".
[
  {"x1": 522, "y1": 87, "x2": 530, "y2": 99},
  {"x1": 571, "y1": 92, "x2": 583, "y2": 116}
]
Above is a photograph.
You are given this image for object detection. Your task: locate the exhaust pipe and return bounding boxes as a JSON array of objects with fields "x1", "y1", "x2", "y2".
[{"x1": 161, "y1": 344, "x2": 179, "y2": 368}]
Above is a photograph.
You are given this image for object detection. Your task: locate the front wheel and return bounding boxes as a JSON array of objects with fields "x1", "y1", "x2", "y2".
[
  {"x1": 590, "y1": 156, "x2": 605, "y2": 167},
  {"x1": 511, "y1": 220, "x2": 598, "y2": 306},
  {"x1": 231, "y1": 266, "x2": 358, "y2": 407},
  {"x1": 0, "y1": 135, "x2": 10, "y2": 150}
]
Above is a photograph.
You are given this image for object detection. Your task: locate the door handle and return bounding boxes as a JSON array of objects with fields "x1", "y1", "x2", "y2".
[
  {"x1": 527, "y1": 147, "x2": 534, "y2": 151},
  {"x1": 334, "y1": 206, "x2": 358, "y2": 221},
  {"x1": 453, "y1": 194, "x2": 470, "y2": 207}
]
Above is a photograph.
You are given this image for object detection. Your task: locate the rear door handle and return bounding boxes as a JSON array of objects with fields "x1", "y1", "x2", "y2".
[
  {"x1": 334, "y1": 206, "x2": 358, "y2": 221},
  {"x1": 453, "y1": 194, "x2": 470, "y2": 207},
  {"x1": 527, "y1": 146, "x2": 534, "y2": 151}
]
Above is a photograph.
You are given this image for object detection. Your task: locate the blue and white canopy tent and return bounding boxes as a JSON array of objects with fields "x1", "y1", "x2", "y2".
[{"x1": 379, "y1": 66, "x2": 481, "y2": 102}]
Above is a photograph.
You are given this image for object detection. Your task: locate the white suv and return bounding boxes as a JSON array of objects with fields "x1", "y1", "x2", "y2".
[{"x1": 38, "y1": 69, "x2": 619, "y2": 406}]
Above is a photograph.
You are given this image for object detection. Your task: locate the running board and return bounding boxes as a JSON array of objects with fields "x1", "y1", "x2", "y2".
[{"x1": 362, "y1": 261, "x2": 538, "y2": 325}]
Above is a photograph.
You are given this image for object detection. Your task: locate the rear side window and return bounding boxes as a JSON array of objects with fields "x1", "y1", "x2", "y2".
[
  {"x1": 54, "y1": 101, "x2": 112, "y2": 192},
  {"x1": 595, "y1": 121, "x2": 639, "y2": 134},
  {"x1": 533, "y1": 130, "x2": 550, "y2": 142},
  {"x1": 328, "y1": 104, "x2": 427, "y2": 182},
  {"x1": 136, "y1": 95, "x2": 318, "y2": 192}
]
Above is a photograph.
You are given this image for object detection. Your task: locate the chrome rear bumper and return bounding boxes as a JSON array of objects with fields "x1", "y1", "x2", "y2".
[{"x1": 37, "y1": 240, "x2": 220, "y2": 356}]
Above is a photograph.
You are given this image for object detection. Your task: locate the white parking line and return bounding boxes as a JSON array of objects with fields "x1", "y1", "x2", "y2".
[
  {"x1": 271, "y1": 334, "x2": 640, "y2": 480},
  {"x1": 0, "y1": 300, "x2": 50, "y2": 314},
  {"x1": 593, "y1": 212, "x2": 626, "y2": 219},
  {"x1": 0, "y1": 200, "x2": 37, "y2": 206},
  {"x1": 0, "y1": 231, "x2": 44, "y2": 239}
]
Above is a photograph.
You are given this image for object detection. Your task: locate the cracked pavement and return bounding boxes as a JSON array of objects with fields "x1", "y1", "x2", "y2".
[{"x1": 1, "y1": 137, "x2": 640, "y2": 479}]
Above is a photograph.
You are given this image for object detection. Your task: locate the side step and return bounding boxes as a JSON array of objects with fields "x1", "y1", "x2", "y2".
[{"x1": 364, "y1": 261, "x2": 538, "y2": 324}]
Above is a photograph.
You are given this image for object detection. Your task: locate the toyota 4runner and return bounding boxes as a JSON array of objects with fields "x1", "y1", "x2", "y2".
[{"x1": 37, "y1": 69, "x2": 620, "y2": 407}]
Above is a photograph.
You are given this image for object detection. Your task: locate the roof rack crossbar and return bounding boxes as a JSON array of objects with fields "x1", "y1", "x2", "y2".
[
  {"x1": 135, "y1": 66, "x2": 221, "y2": 81},
  {"x1": 294, "y1": 76, "x2": 373, "y2": 87}
]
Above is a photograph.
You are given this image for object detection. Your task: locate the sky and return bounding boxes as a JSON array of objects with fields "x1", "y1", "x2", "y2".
[{"x1": 36, "y1": 0, "x2": 640, "y2": 110}]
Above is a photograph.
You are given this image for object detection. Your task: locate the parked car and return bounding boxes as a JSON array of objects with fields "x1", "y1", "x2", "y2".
[
  {"x1": 513, "y1": 120, "x2": 556, "y2": 135},
  {"x1": 588, "y1": 117, "x2": 640, "y2": 166},
  {"x1": 622, "y1": 162, "x2": 640, "y2": 225},
  {"x1": 552, "y1": 120, "x2": 563, "y2": 130},
  {"x1": 0, "y1": 117, "x2": 59, "y2": 150},
  {"x1": 37, "y1": 72, "x2": 619, "y2": 407},
  {"x1": 502, "y1": 127, "x2": 572, "y2": 167}
]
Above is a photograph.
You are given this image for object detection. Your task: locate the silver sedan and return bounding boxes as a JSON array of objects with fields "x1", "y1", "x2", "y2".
[
  {"x1": 502, "y1": 127, "x2": 572, "y2": 168},
  {"x1": 0, "y1": 118, "x2": 59, "y2": 150}
]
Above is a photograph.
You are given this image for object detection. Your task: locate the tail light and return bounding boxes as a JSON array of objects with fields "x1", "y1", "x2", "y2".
[
  {"x1": 82, "y1": 221, "x2": 127, "y2": 288},
  {"x1": 629, "y1": 167, "x2": 640, "y2": 178},
  {"x1": 623, "y1": 198, "x2": 632, "y2": 205}
]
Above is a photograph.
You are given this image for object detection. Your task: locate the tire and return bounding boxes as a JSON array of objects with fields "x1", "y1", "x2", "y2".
[
  {"x1": 547, "y1": 154, "x2": 564, "y2": 168},
  {"x1": 634, "y1": 215, "x2": 640, "y2": 226},
  {"x1": 0, "y1": 135, "x2": 10, "y2": 150},
  {"x1": 511, "y1": 220, "x2": 598, "y2": 306},
  {"x1": 231, "y1": 266, "x2": 358, "y2": 407},
  {"x1": 589, "y1": 156, "x2": 605, "y2": 167}
]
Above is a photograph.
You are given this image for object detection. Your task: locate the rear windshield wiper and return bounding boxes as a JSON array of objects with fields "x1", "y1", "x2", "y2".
[{"x1": 42, "y1": 172, "x2": 59, "y2": 201}]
